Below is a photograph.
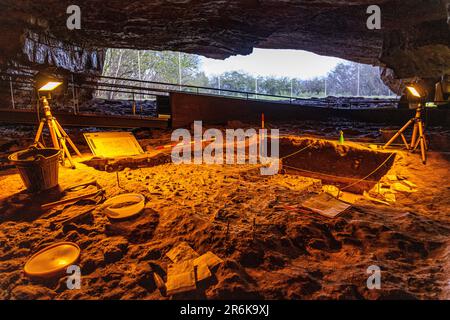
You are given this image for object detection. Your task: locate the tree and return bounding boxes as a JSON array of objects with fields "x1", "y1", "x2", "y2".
[
  {"x1": 100, "y1": 49, "x2": 204, "y2": 99},
  {"x1": 298, "y1": 77, "x2": 325, "y2": 96},
  {"x1": 219, "y1": 71, "x2": 255, "y2": 96},
  {"x1": 327, "y1": 63, "x2": 357, "y2": 96},
  {"x1": 325, "y1": 62, "x2": 393, "y2": 97},
  {"x1": 100, "y1": 49, "x2": 394, "y2": 100}
]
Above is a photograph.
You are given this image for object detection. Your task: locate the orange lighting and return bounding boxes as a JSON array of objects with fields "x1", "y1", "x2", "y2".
[
  {"x1": 38, "y1": 81, "x2": 62, "y2": 91},
  {"x1": 407, "y1": 86, "x2": 421, "y2": 98}
]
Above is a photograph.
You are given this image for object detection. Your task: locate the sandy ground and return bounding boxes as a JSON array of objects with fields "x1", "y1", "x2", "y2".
[{"x1": 0, "y1": 122, "x2": 449, "y2": 300}]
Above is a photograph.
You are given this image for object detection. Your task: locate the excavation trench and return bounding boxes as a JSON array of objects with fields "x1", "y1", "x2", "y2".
[
  {"x1": 80, "y1": 134, "x2": 395, "y2": 195},
  {"x1": 279, "y1": 137, "x2": 396, "y2": 194}
]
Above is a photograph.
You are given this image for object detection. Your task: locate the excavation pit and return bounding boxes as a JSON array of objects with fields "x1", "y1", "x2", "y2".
[{"x1": 279, "y1": 137, "x2": 396, "y2": 194}]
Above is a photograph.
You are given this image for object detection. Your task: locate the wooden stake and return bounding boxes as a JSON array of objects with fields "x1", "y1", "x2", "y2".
[
  {"x1": 252, "y1": 217, "x2": 256, "y2": 240},
  {"x1": 116, "y1": 171, "x2": 121, "y2": 188}
]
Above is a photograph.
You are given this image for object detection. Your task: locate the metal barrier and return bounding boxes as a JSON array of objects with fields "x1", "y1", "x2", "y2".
[{"x1": 1, "y1": 71, "x2": 401, "y2": 111}]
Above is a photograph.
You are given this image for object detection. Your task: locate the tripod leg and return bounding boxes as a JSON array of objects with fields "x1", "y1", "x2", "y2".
[
  {"x1": 384, "y1": 119, "x2": 414, "y2": 149},
  {"x1": 53, "y1": 124, "x2": 76, "y2": 168},
  {"x1": 412, "y1": 135, "x2": 421, "y2": 151},
  {"x1": 61, "y1": 139, "x2": 76, "y2": 169},
  {"x1": 410, "y1": 122, "x2": 418, "y2": 149},
  {"x1": 422, "y1": 122, "x2": 428, "y2": 151},
  {"x1": 418, "y1": 121, "x2": 427, "y2": 164},
  {"x1": 55, "y1": 120, "x2": 82, "y2": 157},
  {"x1": 48, "y1": 119, "x2": 60, "y2": 149},
  {"x1": 50, "y1": 120, "x2": 66, "y2": 165},
  {"x1": 33, "y1": 120, "x2": 46, "y2": 146},
  {"x1": 400, "y1": 134, "x2": 409, "y2": 150}
]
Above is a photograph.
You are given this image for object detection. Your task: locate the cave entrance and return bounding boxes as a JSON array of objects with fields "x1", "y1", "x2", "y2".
[
  {"x1": 96, "y1": 48, "x2": 399, "y2": 124},
  {"x1": 99, "y1": 48, "x2": 397, "y2": 101}
]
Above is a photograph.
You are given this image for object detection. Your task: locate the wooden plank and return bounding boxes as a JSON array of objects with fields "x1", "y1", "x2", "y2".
[
  {"x1": 0, "y1": 109, "x2": 168, "y2": 129},
  {"x1": 170, "y1": 92, "x2": 450, "y2": 128}
]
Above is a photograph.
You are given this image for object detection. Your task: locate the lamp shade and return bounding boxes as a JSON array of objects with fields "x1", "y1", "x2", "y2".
[
  {"x1": 38, "y1": 81, "x2": 63, "y2": 91},
  {"x1": 35, "y1": 72, "x2": 64, "y2": 92},
  {"x1": 406, "y1": 86, "x2": 422, "y2": 98}
]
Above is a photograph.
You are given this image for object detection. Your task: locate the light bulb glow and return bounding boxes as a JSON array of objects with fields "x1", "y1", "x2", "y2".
[
  {"x1": 39, "y1": 81, "x2": 62, "y2": 91},
  {"x1": 407, "y1": 86, "x2": 421, "y2": 98}
]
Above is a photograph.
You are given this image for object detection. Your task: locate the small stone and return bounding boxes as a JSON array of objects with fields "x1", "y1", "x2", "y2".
[
  {"x1": 11, "y1": 285, "x2": 56, "y2": 300},
  {"x1": 135, "y1": 264, "x2": 156, "y2": 291},
  {"x1": 101, "y1": 237, "x2": 129, "y2": 264}
]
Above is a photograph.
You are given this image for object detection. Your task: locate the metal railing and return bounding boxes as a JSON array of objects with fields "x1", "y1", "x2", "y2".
[
  {"x1": 95, "y1": 74, "x2": 300, "y2": 102},
  {"x1": 94, "y1": 74, "x2": 400, "y2": 104},
  {"x1": 0, "y1": 71, "x2": 401, "y2": 112}
]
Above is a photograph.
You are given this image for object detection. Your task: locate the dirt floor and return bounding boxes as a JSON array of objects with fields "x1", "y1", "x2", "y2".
[{"x1": 0, "y1": 121, "x2": 449, "y2": 300}]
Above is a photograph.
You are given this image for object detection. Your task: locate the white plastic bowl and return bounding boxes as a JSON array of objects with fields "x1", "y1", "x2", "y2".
[{"x1": 103, "y1": 193, "x2": 145, "y2": 219}]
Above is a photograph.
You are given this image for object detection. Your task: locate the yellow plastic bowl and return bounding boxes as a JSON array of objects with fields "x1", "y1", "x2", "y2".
[{"x1": 24, "y1": 242, "x2": 80, "y2": 279}]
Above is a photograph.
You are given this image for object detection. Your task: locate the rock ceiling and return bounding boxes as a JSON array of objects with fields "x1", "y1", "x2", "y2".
[{"x1": 0, "y1": 0, "x2": 449, "y2": 79}]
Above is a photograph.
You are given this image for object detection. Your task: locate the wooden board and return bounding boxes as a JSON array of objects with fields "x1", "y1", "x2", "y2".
[
  {"x1": 169, "y1": 92, "x2": 450, "y2": 128},
  {"x1": 83, "y1": 132, "x2": 143, "y2": 158},
  {"x1": 0, "y1": 109, "x2": 168, "y2": 128}
]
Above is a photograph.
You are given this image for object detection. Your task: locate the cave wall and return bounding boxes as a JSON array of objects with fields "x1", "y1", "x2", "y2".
[
  {"x1": 21, "y1": 30, "x2": 104, "y2": 74},
  {"x1": 0, "y1": 6, "x2": 104, "y2": 109},
  {"x1": 0, "y1": 0, "x2": 449, "y2": 99}
]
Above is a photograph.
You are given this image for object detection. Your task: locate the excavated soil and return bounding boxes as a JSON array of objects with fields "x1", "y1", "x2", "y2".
[{"x1": 0, "y1": 122, "x2": 449, "y2": 300}]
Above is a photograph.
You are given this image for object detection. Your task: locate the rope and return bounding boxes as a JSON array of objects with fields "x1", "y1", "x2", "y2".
[
  {"x1": 280, "y1": 142, "x2": 314, "y2": 160},
  {"x1": 277, "y1": 135, "x2": 399, "y2": 194},
  {"x1": 155, "y1": 141, "x2": 396, "y2": 240},
  {"x1": 282, "y1": 164, "x2": 379, "y2": 183},
  {"x1": 162, "y1": 144, "x2": 315, "y2": 182},
  {"x1": 283, "y1": 152, "x2": 395, "y2": 194},
  {"x1": 283, "y1": 153, "x2": 395, "y2": 198},
  {"x1": 161, "y1": 136, "x2": 396, "y2": 195},
  {"x1": 339, "y1": 152, "x2": 395, "y2": 191}
]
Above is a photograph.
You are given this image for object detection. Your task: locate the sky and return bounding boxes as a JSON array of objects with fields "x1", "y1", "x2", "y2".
[{"x1": 200, "y1": 48, "x2": 346, "y2": 79}]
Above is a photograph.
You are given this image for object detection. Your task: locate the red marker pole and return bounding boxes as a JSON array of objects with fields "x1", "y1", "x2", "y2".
[{"x1": 260, "y1": 113, "x2": 265, "y2": 157}]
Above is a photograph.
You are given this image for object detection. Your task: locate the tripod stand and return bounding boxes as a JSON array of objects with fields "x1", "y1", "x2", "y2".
[
  {"x1": 383, "y1": 106, "x2": 428, "y2": 164},
  {"x1": 33, "y1": 96, "x2": 81, "y2": 168}
]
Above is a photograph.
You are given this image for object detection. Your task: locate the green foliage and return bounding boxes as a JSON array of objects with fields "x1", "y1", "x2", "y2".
[
  {"x1": 101, "y1": 49, "x2": 394, "y2": 100},
  {"x1": 326, "y1": 62, "x2": 391, "y2": 96},
  {"x1": 101, "y1": 49, "x2": 203, "y2": 99}
]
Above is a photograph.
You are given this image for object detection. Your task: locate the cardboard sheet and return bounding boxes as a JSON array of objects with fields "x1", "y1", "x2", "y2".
[
  {"x1": 166, "y1": 271, "x2": 196, "y2": 295},
  {"x1": 166, "y1": 242, "x2": 200, "y2": 263},
  {"x1": 167, "y1": 258, "x2": 212, "y2": 290},
  {"x1": 195, "y1": 263, "x2": 212, "y2": 282},
  {"x1": 168, "y1": 259, "x2": 195, "y2": 274},
  {"x1": 302, "y1": 192, "x2": 351, "y2": 218},
  {"x1": 166, "y1": 260, "x2": 197, "y2": 295},
  {"x1": 165, "y1": 244, "x2": 223, "y2": 295},
  {"x1": 193, "y1": 251, "x2": 223, "y2": 271}
]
